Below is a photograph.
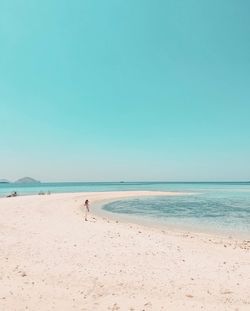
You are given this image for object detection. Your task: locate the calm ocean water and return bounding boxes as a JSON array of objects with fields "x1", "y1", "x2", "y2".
[{"x1": 1, "y1": 182, "x2": 250, "y2": 237}]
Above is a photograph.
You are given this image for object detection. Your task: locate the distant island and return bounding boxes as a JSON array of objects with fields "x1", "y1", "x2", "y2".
[
  {"x1": 15, "y1": 177, "x2": 41, "y2": 184},
  {"x1": 0, "y1": 179, "x2": 10, "y2": 184}
]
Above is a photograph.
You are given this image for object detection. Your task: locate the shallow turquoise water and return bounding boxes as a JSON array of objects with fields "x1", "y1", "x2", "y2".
[
  {"x1": 1, "y1": 182, "x2": 249, "y2": 237},
  {"x1": 102, "y1": 187, "x2": 250, "y2": 237},
  {"x1": 1, "y1": 181, "x2": 249, "y2": 196}
]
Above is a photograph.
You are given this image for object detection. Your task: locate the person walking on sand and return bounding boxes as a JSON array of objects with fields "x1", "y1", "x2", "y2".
[{"x1": 84, "y1": 199, "x2": 89, "y2": 221}]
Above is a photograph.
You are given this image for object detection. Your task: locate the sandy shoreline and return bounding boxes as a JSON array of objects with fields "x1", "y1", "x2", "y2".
[{"x1": 0, "y1": 191, "x2": 250, "y2": 310}]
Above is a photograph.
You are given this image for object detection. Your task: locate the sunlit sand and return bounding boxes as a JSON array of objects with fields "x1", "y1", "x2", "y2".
[{"x1": 0, "y1": 192, "x2": 249, "y2": 310}]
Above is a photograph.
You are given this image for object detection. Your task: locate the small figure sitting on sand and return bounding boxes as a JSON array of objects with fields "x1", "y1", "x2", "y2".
[
  {"x1": 7, "y1": 191, "x2": 17, "y2": 198},
  {"x1": 84, "y1": 199, "x2": 89, "y2": 221}
]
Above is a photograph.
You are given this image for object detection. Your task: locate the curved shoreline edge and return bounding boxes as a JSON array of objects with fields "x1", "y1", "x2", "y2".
[
  {"x1": 1, "y1": 190, "x2": 250, "y2": 310},
  {"x1": 0, "y1": 190, "x2": 248, "y2": 240}
]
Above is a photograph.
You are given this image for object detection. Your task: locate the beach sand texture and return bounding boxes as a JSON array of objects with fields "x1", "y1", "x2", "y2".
[{"x1": 0, "y1": 191, "x2": 250, "y2": 310}]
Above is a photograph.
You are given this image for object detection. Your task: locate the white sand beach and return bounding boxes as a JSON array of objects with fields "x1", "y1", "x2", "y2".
[{"x1": 0, "y1": 191, "x2": 250, "y2": 311}]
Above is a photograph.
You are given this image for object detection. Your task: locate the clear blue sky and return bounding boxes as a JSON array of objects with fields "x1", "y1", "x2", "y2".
[{"x1": 1, "y1": 0, "x2": 250, "y2": 181}]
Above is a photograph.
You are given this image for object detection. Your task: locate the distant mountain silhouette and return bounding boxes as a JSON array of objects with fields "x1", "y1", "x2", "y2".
[
  {"x1": 15, "y1": 177, "x2": 41, "y2": 184},
  {"x1": 0, "y1": 179, "x2": 10, "y2": 183}
]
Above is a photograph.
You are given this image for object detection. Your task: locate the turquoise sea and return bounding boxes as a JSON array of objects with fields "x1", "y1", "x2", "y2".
[{"x1": 1, "y1": 182, "x2": 250, "y2": 237}]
